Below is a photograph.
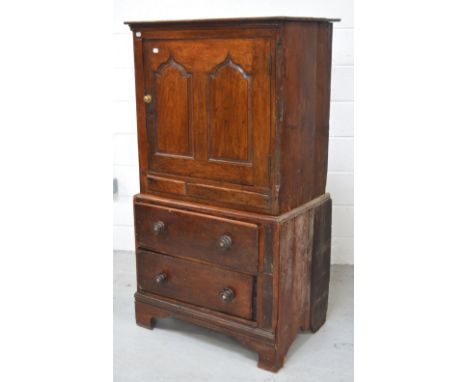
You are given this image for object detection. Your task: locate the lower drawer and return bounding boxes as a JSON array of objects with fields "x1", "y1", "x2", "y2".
[{"x1": 137, "y1": 249, "x2": 255, "y2": 320}]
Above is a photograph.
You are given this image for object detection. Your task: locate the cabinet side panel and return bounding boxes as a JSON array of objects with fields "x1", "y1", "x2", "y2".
[
  {"x1": 278, "y1": 22, "x2": 333, "y2": 212},
  {"x1": 310, "y1": 197, "x2": 332, "y2": 331},
  {"x1": 276, "y1": 205, "x2": 314, "y2": 357}
]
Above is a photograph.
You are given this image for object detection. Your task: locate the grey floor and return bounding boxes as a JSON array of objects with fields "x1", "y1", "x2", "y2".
[{"x1": 114, "y1": 250, "x2": 353, "y2": 382}]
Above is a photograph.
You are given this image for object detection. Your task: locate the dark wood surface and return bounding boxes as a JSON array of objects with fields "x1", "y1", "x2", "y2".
[
  {"x1": 142, "y1": 37, "x2": 271, "y2": 189},
  {"x1": 310, "y1": 198, "x2": 332, "y2": 332},
  {"x1": 133, "y1": 194, "x2": 332, "y2": 372},
  {"x1": 134, "y1": 202, "x2": 259, "y2": 273},
  {"x1": 137, "y1": 249, "x2": 255, "y2": 320},
  {"x1": 277, "y1": 22, "x2": 333, "y2": 212},
  {"x1": 125, "y1": 16, "x2": 340, "y2": 29},
  {"x1": 128, "y1": 17, "x2": 336, "y2": 372},
  {"x1": 129, "y1": 19, "x2": 334, "y2": 215}
]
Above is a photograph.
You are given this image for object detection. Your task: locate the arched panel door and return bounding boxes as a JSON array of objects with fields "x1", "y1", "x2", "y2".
[
  {"x1": 208, "y1": 55, "x2": 251, "y2": 164},
  {"x1": 153, "y1": 58, "x2": 193, "y2": 157},
  {"x1": 143, "y1": 38, "x2": 271, "y2": 188}
]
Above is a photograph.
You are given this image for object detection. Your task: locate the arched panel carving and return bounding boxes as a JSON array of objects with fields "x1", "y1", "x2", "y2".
[
  {"x1": 208, "y1": 55, "x2": 252, "y2": 163},
  {"x1": 152, "y1": 57, "x2": 193, "y2": 157}
]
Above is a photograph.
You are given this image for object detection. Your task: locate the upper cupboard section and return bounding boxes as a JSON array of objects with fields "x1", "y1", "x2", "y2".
[{"x1": 142, "y1": 37, "x2": 272, "y2": 187}]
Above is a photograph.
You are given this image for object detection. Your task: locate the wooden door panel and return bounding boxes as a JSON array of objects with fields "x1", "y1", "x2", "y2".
[
  {"x1": 153, "y1": 59, "x2": 193, "y2": 156},
  {"x1": 209, "y1": 56, "x2": 251, "y2": 163},
  {"x1": 143, "y1": 37, "x2": 271, "y2": 187},
  {"x1": 144, "y1": 39, "x2": 256, "y2": 73}
]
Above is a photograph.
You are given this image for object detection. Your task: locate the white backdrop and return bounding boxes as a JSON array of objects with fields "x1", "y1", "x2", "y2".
[{"x1": 112, "y1": 0, "x2": 354, "y2": 264}]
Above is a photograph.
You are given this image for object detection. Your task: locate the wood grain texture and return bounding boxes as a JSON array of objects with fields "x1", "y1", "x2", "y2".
[
  {"x1": 274, "y1": 206, "x2": 314, "y2": 362},
  {"x1": 137, "y1": 249, "x2": 255, "y2": 319},
  {"x1": 255, "y1": 194, "x2": 332, "y2": 370},
  {"x1": 153, "y1": 58, "x2": 193, "y2": 156},
  {"x1": 145, "y1": 173, "x2": 272, "y2": 213},
  {"x1": 130, "y1": 21, "x2": 333, "y2": 214},
  {"x1": 208, "y1": 56, "x2": 251, "y2": 162},
  {"x1": 134, "y1": 202, "x2": 259, "y2": 273},
  {"x1": 309, "y1": 197, "x2": 332, "y2": 332},
  {"x1": 125, "y1": 17, "x2": 340, "y2": 30},
  {"x1": 147, "y1": 175, "x2": 186, "y2": 195},
  {"x1": 185, "y1": 182, "x2": 270, "y2": 210},
  {"x1": 128, "y1": 18, "x2": 336, "y2": 372},
  {"x1": 134, "y1": 192, "x2": 330, "y2": 226},
  {"x1": 277, "y1": 22, "x2": 333, "y2": 213},
  {"x1": 141, "y1": 37, "x2": 271, "y2": 190},
  {"x1": 133, "y1": 193, "x2": 332, "y2": 371}
]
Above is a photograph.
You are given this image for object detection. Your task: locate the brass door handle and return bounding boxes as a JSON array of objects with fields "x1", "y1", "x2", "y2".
[{"x1": 143, "y1": 94, "x2": 152, "y2": 103}]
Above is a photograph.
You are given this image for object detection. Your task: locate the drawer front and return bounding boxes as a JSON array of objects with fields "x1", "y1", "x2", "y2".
[
  {"x1": 134, "y1": 202, "x2": 259, "y2": 273},
  {"x1": 137, "y1": 250, "x2": 254, "y2": 320}
]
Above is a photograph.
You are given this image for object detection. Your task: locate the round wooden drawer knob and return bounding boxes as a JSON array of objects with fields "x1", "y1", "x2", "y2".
[
  {"x1": 219, "y1": 287, "x2": 235, "y2": 303},
  {"x1": 153, "y1": 220, "x2": 166, "y2": 235},
  {"x1": 217, "y1": 235, "x2": 232, "y2": 250},
  {"x1": 155, "y1": 272, "x2": 167, "y2": 284}
]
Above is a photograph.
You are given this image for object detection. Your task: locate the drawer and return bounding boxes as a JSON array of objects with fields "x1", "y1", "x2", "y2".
[
  {"x1": 137, "y1": 249, "x2": 254, "y2": 320},
  {"x1": 134, "y1": 202, "x2": 259, "y2": 273}
]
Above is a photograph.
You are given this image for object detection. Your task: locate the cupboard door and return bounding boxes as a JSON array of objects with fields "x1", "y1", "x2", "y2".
[{"x1": 142, "y1": 37, "x2": 271, "y2": 187}]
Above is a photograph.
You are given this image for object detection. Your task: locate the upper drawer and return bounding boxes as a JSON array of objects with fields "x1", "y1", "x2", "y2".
[{"x1": 134, "y1": 202, "x2": 259, "y2": 273}]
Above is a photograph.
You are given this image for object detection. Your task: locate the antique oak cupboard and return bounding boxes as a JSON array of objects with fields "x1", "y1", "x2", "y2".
[{"x1": 126, "y1": 17, "x2": 338, "y2": 372}]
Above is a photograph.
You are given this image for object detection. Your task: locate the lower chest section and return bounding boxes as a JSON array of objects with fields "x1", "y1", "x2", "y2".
[
  {"x1": 131, "y1": 192, "x2": 332, "y2": 372},
  {"x1": 133, "y1": 197, "x2": 275, "y2": 329}
]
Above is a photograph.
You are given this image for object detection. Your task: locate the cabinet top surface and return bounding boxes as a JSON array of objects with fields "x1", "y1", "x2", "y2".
[{"x1": 125, "y1": 16, "x2": 340, "y2": 28}]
